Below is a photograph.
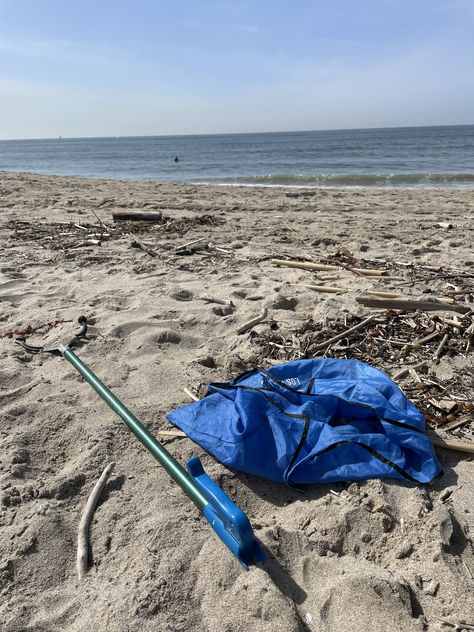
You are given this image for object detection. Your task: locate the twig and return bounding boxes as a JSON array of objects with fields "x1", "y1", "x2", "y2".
[
  {"x1": 270, "y1": 258, "x2": 388, "y2": 277},
  {"x1": 77, "y1": 462, "x2": 115, "y2": 579},
  {"x1": 440, "y1": 415, "x2": 472, "y2": 432},
  {"x1": 291, "y1": 283, "x2": 347, "y2": 293},
  {"x1": 367, "y1": 290, "x2": 403, "y2": 299},
  {"x1": 156, "y1": 429, "x2": 187, "y2": 438},
  {"x1": 183, "y1": 387, "x2": 199, "y2": 402},
  {"x1": 409, "y1": 368, "x2": 422, "y2": 386},
  {"x1": 414, "y1": 330, "x2": 442, "y2": 346},
  {"x1": 176, "y1": 237, "x2": 205, "y2": 251},
  {"x1": 433, "y1": 333, "x2": 450, "y2": 360},
  {"x1": 438, "y1": 617, "x2": 474, "y2": 630},
  {"x1": 333, "y1": 261, "x2": 365, "y2": 277},
  {"x1": 392, "y1": 361, "x2": 428, "y2": 381},
  {"x1": 311, "y1": 315, "x2": 375, "y2": 352},
  {"x1": 130, "y1": 240, "x2": 158, "y2": 257},
  {"x1": 89, "y1": 208, "x2": 108, "y2": 231},
  {"x1": 463, "y1": 561, "x2": 473, "y2": 580},
  {"x1": 236, "y1": 307, "x2": 268, "y2": 335}
]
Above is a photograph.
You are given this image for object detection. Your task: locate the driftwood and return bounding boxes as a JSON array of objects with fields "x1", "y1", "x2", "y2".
[
  {"x1": 430, "y1": 436, "x2": 474, "y2": 455},
  {"x1": 77, "y1": 462, "x2": 115, "y2": 579},
  {"x1": 112, "y1": 211, "x2": 163, "y2": 221},
  {"x1": 292, "y1": 283, "x2": 347, "y2": 294},
  {"x1": 271, "y1": 258, "x2": 387, "y2": 277},
  {"x1": 356, "y1": 297, "x2": 471, "y2": 314},
  {"x1": 236, "y1": 307, "x2": 268, "y2": 335}
]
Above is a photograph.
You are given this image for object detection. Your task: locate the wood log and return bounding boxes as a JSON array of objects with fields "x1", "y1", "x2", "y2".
[
  {"x1": 112, "y1": 211, "x2": 163, "y2": 221},
  {"x1": 356, "y1": 297, "x2": 471, "y2": 314}
]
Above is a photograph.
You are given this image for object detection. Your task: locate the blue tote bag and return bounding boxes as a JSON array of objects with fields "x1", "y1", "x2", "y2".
[{"x1": 167, "y1": 358, "x2": 441, "y2": 486}]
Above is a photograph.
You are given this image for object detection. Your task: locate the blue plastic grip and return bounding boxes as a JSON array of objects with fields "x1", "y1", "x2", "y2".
[{"x1": 186, "y1": 456, "x2": 265, "y2": 570}]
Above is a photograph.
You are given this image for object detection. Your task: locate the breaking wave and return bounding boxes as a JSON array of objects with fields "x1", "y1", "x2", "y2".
[{"x1": 197, "y1": 173, "x2": 474, "y2": 189}]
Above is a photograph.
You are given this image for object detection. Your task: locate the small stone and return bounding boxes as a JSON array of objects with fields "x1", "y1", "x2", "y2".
[
  {"x1": 361, "y1": 533, "x2": 371, "y2": 543},
  {"x1": 372, "y1": 502, "x2": 387, "y2": 513},
  {"x1": 395, "y1": 542, "x2": 414, "y2": 559},
  {"x1": 423, "y1": 580, "x2": 439, "y2": 596}
]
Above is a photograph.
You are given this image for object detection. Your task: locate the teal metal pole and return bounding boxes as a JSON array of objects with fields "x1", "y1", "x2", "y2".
[{"x1": 59, "y1": 344, "x2": 208, "y2": 512}]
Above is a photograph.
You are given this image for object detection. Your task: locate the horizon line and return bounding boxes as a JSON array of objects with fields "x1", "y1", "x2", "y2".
[{"x1": 1, "y1": 122, "x2": 473, "y2": 143}]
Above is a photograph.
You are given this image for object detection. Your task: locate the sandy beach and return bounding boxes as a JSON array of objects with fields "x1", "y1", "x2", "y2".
[{"x1": 1, "y1": 171, "x2": 473, "y2": 632}]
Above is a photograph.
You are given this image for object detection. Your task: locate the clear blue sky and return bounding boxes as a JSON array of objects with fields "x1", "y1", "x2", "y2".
[{"x1": 1, "y1": 0, "x2": 473, "y2": 139}]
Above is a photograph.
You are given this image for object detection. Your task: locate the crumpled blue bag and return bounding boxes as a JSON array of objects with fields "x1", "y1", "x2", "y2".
[{"x1": 166, "y1": 358, "x2": 442, "y2": 486}]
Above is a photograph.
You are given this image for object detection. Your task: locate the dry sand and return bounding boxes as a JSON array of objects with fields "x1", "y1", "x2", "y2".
[{"x1": 1, "y1": 171, "x2": 473, "y2": 632}]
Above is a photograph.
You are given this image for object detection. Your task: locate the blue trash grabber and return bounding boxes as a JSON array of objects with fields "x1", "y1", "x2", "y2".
[{"x1": 58, "y1": 342, "x2": 265, "y2": 570}]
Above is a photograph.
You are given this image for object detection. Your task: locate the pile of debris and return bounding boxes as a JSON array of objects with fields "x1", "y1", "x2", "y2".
[
  {"x1": 247, "y1": 309, "x2": 473, "y2": 436},
  {"x1": 4, "y1": 214, "x2": 220, "y2": 252}
]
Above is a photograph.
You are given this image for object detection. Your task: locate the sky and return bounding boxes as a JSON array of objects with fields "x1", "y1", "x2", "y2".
[{"x1": 0, "y1": 0, "x2": 473, "y2": 139}]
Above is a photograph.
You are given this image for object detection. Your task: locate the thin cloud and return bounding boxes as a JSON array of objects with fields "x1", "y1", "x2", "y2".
[{"x1": 0, "y1": 36, "x2": 125, "y2": 66}]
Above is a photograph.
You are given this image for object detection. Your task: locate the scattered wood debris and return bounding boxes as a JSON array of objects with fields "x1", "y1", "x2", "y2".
[{"x1": 244, "y1": 309, "x2": 473, "y2": 436}]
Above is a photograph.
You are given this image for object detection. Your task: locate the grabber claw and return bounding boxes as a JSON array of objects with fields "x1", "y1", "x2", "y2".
[{"x1": 187, "y1": 457, "x2": 265, "y2": 569}]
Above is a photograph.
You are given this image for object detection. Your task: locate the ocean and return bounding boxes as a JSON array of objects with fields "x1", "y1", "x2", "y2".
[{"x1": 0, "y1": 125, "x2": 473, "y2": 189}]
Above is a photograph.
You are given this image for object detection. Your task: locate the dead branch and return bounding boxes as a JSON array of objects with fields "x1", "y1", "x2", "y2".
[{"x1": 77, "y1": 462, "x2": 115, "y2": 579}]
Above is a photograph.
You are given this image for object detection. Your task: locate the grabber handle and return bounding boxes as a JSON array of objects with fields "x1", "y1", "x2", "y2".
[{"x1": 187, "y1": 457, "x2": 265, "y2": 569}]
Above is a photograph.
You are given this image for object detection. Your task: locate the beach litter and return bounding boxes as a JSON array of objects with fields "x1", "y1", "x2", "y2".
[{"x1": 167, "y1": 358, "x2": 442, "y2": 486}]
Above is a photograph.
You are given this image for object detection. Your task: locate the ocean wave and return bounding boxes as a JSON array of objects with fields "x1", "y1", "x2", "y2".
[{"x1": 196, "y1": 173, "x2": 474, "y2": 189}]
